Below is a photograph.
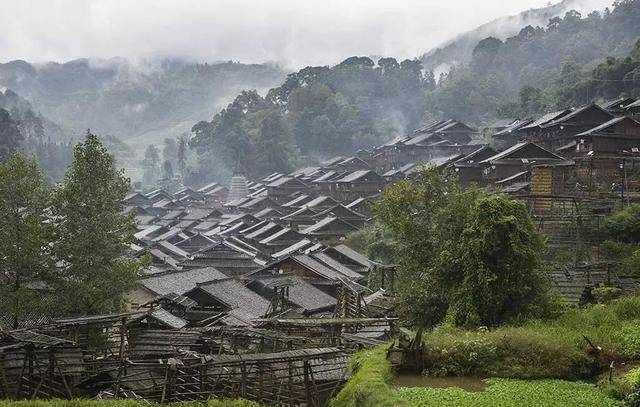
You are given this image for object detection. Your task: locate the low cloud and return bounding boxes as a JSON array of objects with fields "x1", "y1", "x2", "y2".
[{"x1": 0, "y1": 0, "x2": 612, "y2": 68}]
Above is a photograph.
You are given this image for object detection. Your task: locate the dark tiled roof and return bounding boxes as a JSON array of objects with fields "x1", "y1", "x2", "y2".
[
  {"x1": 196, "y1": 279, "x2": 270, "y2": 322},
  {"x1": 141, "y1": 267, "x2": 228, "y2": 296}
]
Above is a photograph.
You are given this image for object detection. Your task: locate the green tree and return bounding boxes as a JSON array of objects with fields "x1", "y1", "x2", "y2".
[
  {"x1": 0, "y1": 109, "x2": 23, "y2": 162},
  {"x1": 597, "y1": 204, "x2": 640, "y2": 278},
  {"x1": 0, "y1": 153, "x2": 53, "y2": 327},
  {"x1": 51, "y1": 132, "x2": 142, "y2": 315},
  {"x1": 254, "y1": 108, "x2": 298, "y2": 174},
  {"x1": 446, "y1": 195, "x2": 549, "y2": 326},
  {"x1": 375, "y1": 166, "x2": 550, "y2": 327}
]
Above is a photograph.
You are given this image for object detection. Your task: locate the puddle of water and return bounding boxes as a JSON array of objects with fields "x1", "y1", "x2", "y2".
[{"x1": 393, "y1": 374, "x2": 487, "y2": 392}]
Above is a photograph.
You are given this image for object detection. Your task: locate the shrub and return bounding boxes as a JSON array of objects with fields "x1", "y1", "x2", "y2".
[
  {"x1": 330, "y1": 345, "x2": 404, "y2": 407},
  {"x1": 593, "y1": 286, "x2": 624, "y2": 304},
  {"x1": 420, "y1": 326, "x2": 595, "y2": 379},
  {"x1": 418, "y1": 296, "x2": 640, "y2": 379}
]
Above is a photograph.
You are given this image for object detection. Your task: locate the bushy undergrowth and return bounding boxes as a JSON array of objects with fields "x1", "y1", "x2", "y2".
[
  {"x1": 397, "y1": 379, "x2": 622, "y2": 407},
  {"x1": 419, "y1": 296, "x2": 640, "y2": 379},
  {"x1": 329, "y1": 346, "x2": 405, "y2": 407},
  {"x1": 0, "y1": 400, "x2": 259, "y2": 407},
  {"x1": 332, "y1": 346, "x2": 621, "y2": 407}
]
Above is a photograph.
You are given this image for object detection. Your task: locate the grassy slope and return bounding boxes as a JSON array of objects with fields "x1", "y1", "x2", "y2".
[{"x1": 420, "y1": 296, "x2": 640, "y2": 379}]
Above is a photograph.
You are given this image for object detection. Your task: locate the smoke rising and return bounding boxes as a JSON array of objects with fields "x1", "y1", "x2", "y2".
[{"x1": 1, "y1": 0, "x2": 612, "y2": 68}]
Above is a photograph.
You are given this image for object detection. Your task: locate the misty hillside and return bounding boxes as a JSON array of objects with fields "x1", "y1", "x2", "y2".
[
  {"x1": 0, "y1": 58, "x2": 287, "y2": 150},
  {"x1": 184, "y1": 56, "x2": 435, "y2": 185},
  {"x1": 421, "y1": 0, "x2": 608, "y2": 74},
  {"x1": 0, "y1": 88, "x2": 66, "y2": 142},
  {"x1": 426, "y1": 0, "x2": 640, "y2": 123}
]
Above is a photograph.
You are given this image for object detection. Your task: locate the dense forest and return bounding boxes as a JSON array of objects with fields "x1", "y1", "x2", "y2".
[
  {"x1": 429, "y1": 0, "x2": 640, "y2": 123},
  {"x1": 188, "y1": 57, "x2": 434, "y2": 182},
  {"x1": 181, "y1": 0, "x2": 640, "y2": 186},
  {"x1": 420, "y1": 0, "x2": 592, "y2": 72}
]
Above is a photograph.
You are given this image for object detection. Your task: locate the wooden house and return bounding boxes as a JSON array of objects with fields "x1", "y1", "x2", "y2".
[
  {"x1": 312, "y1": 205, "x2": 368, "y2": 228},
  {"x1": 249, "y1": 254, "x2": 363, "y2": 296},
  {"x1": 238, "y1": 196, "x2": 279, "y2": 213},
  {"x1": 492, "y1": 118, "x2": 535, "y2": 149},
  {"x1": 186, "y1": 278, "x2": 270, "y2": 325},
  {"x1": 124, "y1": 192, "x2": 152, "y2": 207},
  {"x1": 478, "y1": 142, "x2": 570, "y2": 183},
  {"x1": 181, "y1": 241, "x2": 262, "y2": 277},
  {"x1": 245, "y1": 273, "x2": 337, "y2": 316},
  {"x1": 345, "y1": 197, "x2": 374, "y2": 218},
  {"x1": 601, "y1": 97, "x2": 637, "y2": 115},
  {"x1": 265, "y1": 176, "x2": 311, "y2": 203},
  {"x1": 281, "y1": 207, "x2": 319, "y2": 229},
  {"x1": 573, "y1": 117, "x2": 640, "y2": 156},
  {"x1": 453, "y1": 146, "x2": 498, "y2": 186},
  {"x1": 533, "y1": 103, "x2": 614, "y2": 149},
  {"x1": 333, "y1": 170, "x2": 387, "y2": 201},
  {"x1": 300, "y1": 216, "x2": 359, "y2": 239}
]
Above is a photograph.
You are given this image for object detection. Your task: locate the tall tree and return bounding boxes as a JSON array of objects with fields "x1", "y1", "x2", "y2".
[
  {"x1": 0, "y1": 109, "x2": 23, "y2": 162},
  {"x1": 254, "y1": 108, "x2": 298, "y2": 174},
  {"x1": 0, "y1": 154, "x2": 53, "y2": 327},
  {"x1": 51, "y1": 132, "x2": 142, "y2": 315},
  {"x1": 374, "y1": 167, "x2": 550, "y2": 327}
]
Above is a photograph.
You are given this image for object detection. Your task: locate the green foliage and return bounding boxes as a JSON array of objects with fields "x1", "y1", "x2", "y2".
[
  {"x1": 50, "y1": 132, "x2": 143, "y2": 315},
  {"x1": 604, "y1": 204, "x2": 640, "y2": 244},
  {"x1": 0, "y1": 153, "x2": 54, "y2": 327},
  {"x1": 0, "y1": 59, "x2": 286, "y2": 144},
  {"x1": 344, "y1": 224, "x2": 396, "y2": 265},
  {"x1": 0, "y1": 108, "x2": 23, "y2": 161},
  {"x1": 419, "y1": 326, "x2": 596, "y2": 379},
  {"x1": 597, "y1": 204, "x2": 640, "y2": 278},
  {"x1": 593, "y1": 286, "x2": 624, "y2": 303},
  {"x1": 141, "y1": 144, "x2": 162, "y2": 186},
  {"x1": 396, "y1": 379, "x2": 622, "y2": 407},
  {"x1": 330, "y1": 346, "x2": 404, "y2": 407},
  {"x1": 415, "y1": 296, "x2": 640, "y2": 380},
  {"x1": 374, "y1": 166, "x2": 551, "y2": 327},
  {"x1": 190, "y1": 56, "x2": 432, "y2": 182},
  {"x1": 332, "y1": 345, "x2": 620, "y2": 407},
  {"x1": 0, "y1": 399, "x2": 261, "y2": 407},
  {"x1": 428, "y1": 1, "x2": 640, "y2": 123},
  {"x1": 446, "y1": 194, "x2": 550, "y2": 327},
  {"x1": 191, "y1": 91, "x2": 298, "y2": 179},
  {"x1": 419, "y1": 296, "x2": 640, "y2": 382}
]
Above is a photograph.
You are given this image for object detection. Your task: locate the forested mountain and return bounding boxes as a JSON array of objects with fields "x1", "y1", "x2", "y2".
[
  {"x1": 0, "y1": 88, "x2": 140, "y2": 181},
  {"x1": 0, "y1": 89, "x2": 65, "y2": 142},
  {"x1": 187, "y1": 0, "x2": 640, "y2": 187},
  {"x1": 0, "y1": 58, "x2": 287, "y2": 147},
  {"x1": 427, "y1": 0, "x2": 640, "y2": 124},
  {"x1": 4, "y1": 1, "x2": 640, "y2": 187},
  {"x1": 188, "y1": 57, "x2": 434, "y2": 183},
  {"x1": 421, "y1": 0, "x2": 606, "y2": 74},
  {"x1": 0, "y1": 89, "x2": 72, "y2": 180}
]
